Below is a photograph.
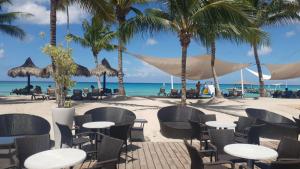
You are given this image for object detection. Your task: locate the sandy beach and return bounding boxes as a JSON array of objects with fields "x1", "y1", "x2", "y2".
[{"x1": 0, "y1": 96, "x2": 299, "y2": 142}]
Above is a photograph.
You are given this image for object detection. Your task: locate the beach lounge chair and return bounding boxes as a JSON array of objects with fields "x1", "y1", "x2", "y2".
[
  {"x1": 104, "y1": 88, "x2": 112, "y2": 96},
  {"x1": 113, "y1": 89, "x2": 119, "y2": 95},
  {"x1": 169, "y1": 89, "x2": 179, "y2": 98},
  {"x1": 157, "y1": 88, "x2": 166, "y2": 96},
  {"x1": 88, "y1": 88, "x2": 101, "y2": 100},
  {"x1": 71, "y1": 89, "x2": 83, "y2": 100},
  {"x1": 187, "y1": 89, "x2": 196, "y2": 98},
  {"x1": 47, "y1": 88, "x2": 56, "y2": 100},
  {"x1": 82, "y1": 88, "x2": 89, "y2": 98},
  {"x1": 31, "y1": 86, "x2": 48, "y2": 100}
]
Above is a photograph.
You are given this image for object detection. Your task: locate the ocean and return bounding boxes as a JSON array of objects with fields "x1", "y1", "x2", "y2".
[{"x1": 1, "y1": 81, "x2": 300, "y2": 97}]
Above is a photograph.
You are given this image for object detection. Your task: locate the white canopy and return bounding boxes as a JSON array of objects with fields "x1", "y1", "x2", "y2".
[
  {"x1": 126, "y1": 52, "x2": 249, "y2": 80},
  {"x1": 266, "y1": 63, "x2": 300, "y2": 80},
  {"x1": 245, "y1": 68, "x2": 271, "y2": 80}
]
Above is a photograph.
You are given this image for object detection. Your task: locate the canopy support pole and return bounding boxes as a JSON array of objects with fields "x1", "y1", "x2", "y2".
[
  {"x1": 103, "y1": 72, "x2": 106, "y2": 91},
  {"x1": 171, "y1": 76, "x2": 174, "y2": 89},
  {"x1": 240, "y1": 69, "x2": 244, "y2": 97},
  {"x1": 27, "y1": 74, "x2": 31, "y2": 94}
]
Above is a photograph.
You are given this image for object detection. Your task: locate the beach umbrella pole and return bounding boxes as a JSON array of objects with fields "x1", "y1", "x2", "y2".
[
  {"x1": 103, "y1": 72, "x2": 106, "y2": 91},
  {"x1": 27, "y1": 74, "x2": 31, "y2": 93},
  {"x1": 240, "y1": 69, "x2": 244, "y2": 97}
]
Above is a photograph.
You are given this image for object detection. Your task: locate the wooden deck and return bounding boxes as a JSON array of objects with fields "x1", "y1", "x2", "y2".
[{"x1": 80, "y1": 141, "x2": 278, "y2": 169}]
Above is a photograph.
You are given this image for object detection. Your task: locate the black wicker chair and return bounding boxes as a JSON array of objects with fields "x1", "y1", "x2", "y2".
[
  {"x1": 0, "y1": 114, "x2": 50, "y2": 137},
  {"x1": 110, "y1": 124, "x2": 132, "y2": 160},
  {"x1": 85, "y1": 107, "x2": 136, "y2": 125},
  {"x1": 189, "y1": 120, "x2": 210, "y2": 149},
  {"x1": 268, "y1": 160, "x2": 300, "y2": 169},
  {"x1": 184, "y1": 140, "x2": 233, "y2": 169},
  {"x1": 234, "y1": 116, "x2": 256, "y2": 137},
  {"x1": 91, "y1": 134, "x2": 123, "y2": 169},
  {"x1": 71, "y1": 89, "x2": 83, "y2": 100},
  {"x1": 293, "y1": 117, "x2": 300, "y2": 133},
  {"x1": 15, "y1": 134, "x2": 50, "y2": 168},
  {"x1": 157, "y1": 105, "x2": 205, "y2": 139},
  {"x1": 208, "y1": 129, "x2": 247, "y2": 164},
  {"x1": 235, "y1": 124, "x2": 265, "y2": 145},
  {"x1": 245, "y1": 108, "x2": 298, "y2": 140},
  {"x1": 56, "y1": 123, "x2": 90, "y2": 148},
  {"x1": 74, "y1": 114, "x2": 93, "y2": 135},
  {"x1": 255, "y1": 137, "x2": 300, "y2": 169}
]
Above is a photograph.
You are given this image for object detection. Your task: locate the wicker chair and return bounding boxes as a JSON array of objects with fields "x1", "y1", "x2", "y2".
[
  {"x1": 85, "y1": 107, "x2": 136, "y2": 125},
  {"x1": 157, "y1": 105, "x2": 205, "y2": 139},
  {"x1": 234, "y1": 117, "x2": 256, "y2": 137},
  {"x1": 56, "y1": 123, "x2": 90, "y2": 148},
  {"x1": 255, "y1": 137, "x2": 300, "y2": 169},
  {"x1": 235, "y1": 124, "x2": 265, "y2": 145},
  {"x1": 208, "y1": 129, "x2": 247, "y2": 164},
  {"x1": 189, "y1": 120, "x2": 210, "y2": 149},
  {"x1": 269, "y1": 160, "x2": 300, "y2": 169},
  {"x1": 15, "y1": 134, "x2": 50, "y2": 168},
  {"x1": 74, "y1": 114, "x2": 93, "y2": 135},
  {"x1": 184, "y1": 140, "x2": 233, "y2": 169},
  {"x1": 110, "y1": 124, "x2": 132, "y2": 160},
  {"x1": 91, "y1": 134, "x2": 123, "y2": 169}
]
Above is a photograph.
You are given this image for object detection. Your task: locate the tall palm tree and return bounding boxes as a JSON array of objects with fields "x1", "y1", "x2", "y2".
[
  {"x1": 197, "y1": 24, "x2": 268, "y2": 98},
  {"x1": 124, "y1": 0, "x2": 252, "y2": 104},
  {"x1": 0, "y1": 0, "x2": 27, "y2": 39},
  {"x1": 248, "y1": 0, "x2": 300, "y2": 97},
  {"x1": 67, "y1": 17, "x2": 116, "y2": 88}
]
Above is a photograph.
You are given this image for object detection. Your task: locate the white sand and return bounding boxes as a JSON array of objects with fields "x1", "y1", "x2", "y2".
[{"x1": 0, "y1": 96, "x2": 299, "y2": 142}]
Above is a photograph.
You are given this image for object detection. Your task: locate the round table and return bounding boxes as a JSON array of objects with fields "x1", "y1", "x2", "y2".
[
  {"x1": 82, "y1": 121, "x2": 115, "y2": 129},
  {"x1": 205, "y1": 121, "x2": 236, "y2": 129},
  {"x1": 24, "y1": 148, "x2": 86, "y2": 169},
  {"x1": 224, "y1": 143, "x2": 278, "y2": 169}
]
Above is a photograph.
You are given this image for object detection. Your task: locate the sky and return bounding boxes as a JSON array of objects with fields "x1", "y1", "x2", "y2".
[{"x1": 1, "y1": 0, "x2": 300, "y2": 85}]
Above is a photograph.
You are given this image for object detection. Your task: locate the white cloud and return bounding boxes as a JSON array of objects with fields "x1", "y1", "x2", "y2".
[
  {"x1": 6, "y1": 0, "x2": 88, "y2": 25},
  {"x1": 286, "y1": 31, "x2": 296, "y2": 38},
  {"x1": 247, "y1": 46, "x2": 272, "y2": 57},
  {"x1": 125, "y1": 62, "x2": 162, "y2": 78},
  {"x1": 146, "y1": 38, "x2": 158, "y2": 46},
  {"x1": 0, "y1": 48, "x2": 4, "y2": 58}
]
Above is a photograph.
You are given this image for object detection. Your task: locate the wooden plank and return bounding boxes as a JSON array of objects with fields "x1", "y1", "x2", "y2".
[
  {"x1": 147, "y1": 142, "x2": 163, "y2": 169},
  {"x1": 137, "y1": 142, "x2": 148, "y2": 169},
  {"x1": 163, "y1": 142, "x2": 185, "y2": 169},
  {"x1": 141, "y1": 142, "x2": 156, "y2": 169},
  {"x1": 152, "y1": 142, "x2": 171, "y2": 169},
  {"x1": 158, "y1": 142, "x2": 177, "y2": 169},
  {"x1": 173, "y1": 142, "x2": 191, "y2": 165},
  {"x1": 132, "y1": 142, "x2": 141, "y2": 169},
  {"x1": 167, "y1": 142, "x2": 189, "y2": 169}
]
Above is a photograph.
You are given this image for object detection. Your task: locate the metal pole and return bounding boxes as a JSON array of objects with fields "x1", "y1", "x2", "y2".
[
  {"x1": 171, "y1": 75, "x2": 174, "y2": 89},
  {"x1": 241, "y1": 69, "x2": 244, "y2": 97}
]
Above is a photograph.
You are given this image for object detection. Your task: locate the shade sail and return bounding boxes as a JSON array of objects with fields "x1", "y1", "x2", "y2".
[
  {"x1": 245, "y1": 68, "x2": 271, "y2": 80},
  {"x1": 266, "y1": 63, "x2": 300, "y2": 80},
  {"x1": 126, "y1": 52, "x2": 249, "y2": 80}
]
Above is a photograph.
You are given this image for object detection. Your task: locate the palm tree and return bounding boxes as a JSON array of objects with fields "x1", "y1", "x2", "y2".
[
  {"x1": 197, "y1": 24, "x2": 268, "y2": 98},
  {"x1": 248, "y1": 0, "x2": 300, "y2": 97},
  {"x1": 67, "y1": 17, "x2": 116, "y2": 88},
  {"x1": 124, "y1": 0, "x2": 252, "y2": 104},
  {"x1": 0, "y1": 0, "x2": 27, "y2": 39}
]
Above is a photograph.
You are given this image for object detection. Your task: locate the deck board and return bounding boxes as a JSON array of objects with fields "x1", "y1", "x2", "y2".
[{"x1": 79, "y1": 141, "x2": 278, "y2": 169}]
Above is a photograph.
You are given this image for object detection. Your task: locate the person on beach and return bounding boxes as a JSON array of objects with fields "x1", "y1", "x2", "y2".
[{"x1": 196, "y1": 81, "x2": 201, "y2": 98}]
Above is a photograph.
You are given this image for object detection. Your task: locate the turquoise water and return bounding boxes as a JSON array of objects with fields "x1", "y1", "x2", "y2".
[{"x1": 1, "y1": 81, "x2": 300, "y2": 97}]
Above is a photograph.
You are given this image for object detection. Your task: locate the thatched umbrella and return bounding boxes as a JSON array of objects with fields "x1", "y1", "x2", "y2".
[
  {"x1": 41, "y1": 63, "x2": 91, "y2": 77},
  {"x1": 90, "y1": 58, "x2": 117, "y2": 90},
  {"x1": 8, "y1": 57, "x2": 46, "y2": 93}
]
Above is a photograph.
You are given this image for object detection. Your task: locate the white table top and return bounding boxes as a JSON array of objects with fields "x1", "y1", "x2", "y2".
[
  {"x1": 205, "y1": 121, "x2": 236, "y2": 129},
  {"x1": 24, "y1": 148, "x2": 86, "y2": 169},
  {"x1": 83, "y1": 121, "x2": 115, "y2": 129},
  {"x1": 224, "y1": 144, "x2": 278, "y2": 160}
]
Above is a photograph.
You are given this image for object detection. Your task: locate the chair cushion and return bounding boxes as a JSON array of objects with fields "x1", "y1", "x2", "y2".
[
  {"x1": 163, "y1": 122, "x2": 191, "y2": 129},
  {"x1": 73, "y1": 137, "x2": 90, "y2": 146}
]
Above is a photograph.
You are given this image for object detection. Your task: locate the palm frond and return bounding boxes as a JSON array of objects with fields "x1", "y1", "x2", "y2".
[{"x1": 0, "y1": 24, "x2": 25, "y2": 39}]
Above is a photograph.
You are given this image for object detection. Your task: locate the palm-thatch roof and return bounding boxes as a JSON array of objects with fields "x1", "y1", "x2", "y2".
[
  {"x1": 90, "y1": 58, "x2": 117, "y2": 76},
  {"x1": 7, "y1": 57, "x2": 46, "y2": 77},
  {"x1": 41, "y1": 63, "x2": 91, "y2": 77}
]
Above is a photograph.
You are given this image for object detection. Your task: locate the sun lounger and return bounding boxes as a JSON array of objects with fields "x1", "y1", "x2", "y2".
[
  {"x1": 71, "y1": 89, "x2": 83, "y2": 100},
  {"x1": 47, "y1": 88, "x2": 56, "y2": 100},
  {"x1": 113, "y1": 89, "x2": 119, "y2": 95},
  {"x1": 169, "y1": 89, "x2": 179, "y2": 98},
  {"x1": 186, "y1": 89, "x2": 195, "y2": 99},
  {"x1": 31, "y1": 86, "x2": 48, "y2": 100},
  {"x1": 82, "y1": 88, "x2": 89, "y2": 98},
  {"x1": 88, "y1": 88, "x2": 101, "y2": 100}
]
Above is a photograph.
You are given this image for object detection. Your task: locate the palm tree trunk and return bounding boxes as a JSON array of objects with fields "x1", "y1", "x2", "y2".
[
  {"x1": 253, "y1": 44, "x2": 265, "y2": 97},
  {"x1": 210, "y1": 41, "x2": 222, "y2": 98},
  {"x1": 50, "y1": 0, "x2": 61, "y2": 104},
  {"x1": 181, "y1": 44, "x2": 187, "y2": 104},
  {"x1": 93, "y1": 53, "x2": 102, "y2": 89},
  {"x1": 117, "y1": 16, "x2": 126, "y2": 96}
]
